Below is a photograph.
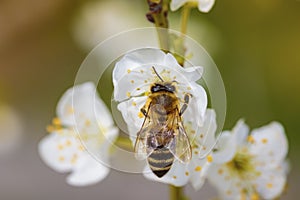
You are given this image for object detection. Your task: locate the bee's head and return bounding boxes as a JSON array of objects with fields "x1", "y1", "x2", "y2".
[{"x1": 151, "y1": 82, "x2": 176, "y2": 93}]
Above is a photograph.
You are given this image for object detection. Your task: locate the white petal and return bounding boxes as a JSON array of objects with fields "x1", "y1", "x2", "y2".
[
  {"x1": 189, "y1": 156, "x2": 211, "y2": 190},
  {"x1": 254, "y1": 166, "x2": 286, "y2": 199},
  {"x1": 113, "y1": 49, "x2": 166, "y2": 84},
  {"x1": 249, "y1": 122, "x2": 288, "y2": 167},
  {"x1": 143, "y1": 162, "x2": 190, "y2": 187},
  {"x1": 57, "y1": 82, "x2": 113, "y2": 128},
  {"x1": 232, "y1": 119, "x2": 249, "y2": 145},
  {"x1": 207, "y1": 164, "x2": 242, "y2": 199},
  {"x1": 38, "y1": 130, "x2": 82, "y2": 173},
  {"x1": 211, "y1": 131, "x2": 236, "y2": 164},
  {"x1": 193, "y1": 109, "x2": 217, "y2": 158},
  {"x1": 198, "y1": 0, "x2": 215, "y2": 13},
  {"x1": 67, "y1": 155, "x2": 110, "y2": 186},
  {"x1": 182, "y1": 82, "x2": 207, "y2": 126},
  {"x1": 170, "y1": 0, "x2": 188, "y2": 11}
]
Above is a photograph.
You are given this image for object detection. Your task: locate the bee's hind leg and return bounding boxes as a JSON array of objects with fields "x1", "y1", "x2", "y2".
[
  {"x1": 179, "y1": 93, "x2": 192, "y2": 116},
  {"x1": 140, "y1": 107, "x2": 147, "y2": 116}
]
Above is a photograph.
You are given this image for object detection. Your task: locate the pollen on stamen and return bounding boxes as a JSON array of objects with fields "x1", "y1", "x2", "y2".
[
  {"x1": 136, "y1": 88, "x2": 141, "y2": 91},
  {"x1": 199, "y1": 133, "x2": 204, "y2": 138},
  {"x1": 46, "y1": 125, "x2": 55, "y2": 133},
  {"x1": 195, "y1": 166, "x2": 202, "y2": 172},
  {"x1": 138, "y1": 112, "x2": 144, "y2": 118},
  {"x1": 262, "y1": 138, "x2": 268, "y2": 144},
  {"x1": 266, "y1": 183, "x2": 273, "y2": 189},
  {"x1": 218, "y1": 169, "x2": 223, "y2": 175},
  {"x1": 248, "y1": 135, "x2": 255, "y2": 144},
  {"x1": 57, "y1": 144, "x2": 64, "y2": 150},
  {"x1": 187, "y1": 86, "x2": 191, "y2": 90},
  {"x1": 132, "y1": 102, "x2": 137, "y2": 106},
  {"x1": 130, "y1": 80, "x2": 134, "y2": 84},
  {"x1": 71, "y1": 154, "x2": 78, "y2": 164},
  {"x1": 58, "y1": 156, "x2": 65, "y2": 162},
  {"x1": 190, "y1": 130, "x2": 195, "y2": 134},
  {"x1": 173, "y1": 175, "x2": 177, "y2": 179},
  {"x1": 144, "y1": 80, "x2": 148, "y2": 83},
  {"x1": 185, "y1": 171, "x2": 189, "y2": 176},
  {"x1": 78, "y1": 145, "x2": 85, "y2": 151},
  {"x1": 140, "y1": 69, "x2": 144, "y2": 73},
  {"x1": 67, "y1": 106, "x2": 74, "y2": 114},
  {"x1": 127, "y1": 69, "x2": 131, "y2": 74},
  {"x1": 126, "y1": 92, "x2": 131, "y2": 97},
  {"x1": 65, "y1": 140, "x2": 72, "y2": 146},
  {"x1": 250, "y1": 193, "x2": 259, "y2": 200},
  {"x1": 85, "y1": 119, "x2": 91, "y2": 126},
  {"x1": 52, "y1": 117, "x2": 61, "y2": 126},
  {"x1": 207, "y1": 155, "x2": 213, "y2": 163}
]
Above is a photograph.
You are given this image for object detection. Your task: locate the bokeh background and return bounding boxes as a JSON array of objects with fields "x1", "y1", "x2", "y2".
[{"x1": 0, "y1": 0, "x2": 299, "y2": 199}]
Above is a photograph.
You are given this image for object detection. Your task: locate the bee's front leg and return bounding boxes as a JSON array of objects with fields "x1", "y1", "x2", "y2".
[
  {"x1": 140, "y1": 106, "x2": 147, "y2": 117},
  {"x1": 180, "y1": 93, "x2": 192, "y2": 116}
]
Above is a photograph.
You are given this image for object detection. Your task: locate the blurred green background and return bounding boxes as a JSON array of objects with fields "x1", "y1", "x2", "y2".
[{"x1": 0, "y1": 0, "x2": 299, "y2": 199}]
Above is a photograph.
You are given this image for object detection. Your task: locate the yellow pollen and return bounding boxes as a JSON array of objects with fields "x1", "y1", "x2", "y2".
[
  {"x1": 52, "y1": 117, "x2": 61, "y2": 126},
  {"x1": 78, "y1": 145, "x2": 84, "y2": 151},
  {"x1": 58, "y1": 156, "x2": 65, "y2": 162},
  {"x1": 57, "y1": 144, "x2": 64, "y2": 150},
  {"x1": 202, "y1": 146, "x2": 207, "y2": 150},
  {"x1": 138, "y1": 112, "x2": 144, "y2": 118},
  {"x1": 218, "y1": 169, "x2": 224, "y2": 175},
  {"x1": 200, "y1": 134, "x2": 204, "y2": 138},
  {"x1": 248, "y1": 135, "x2": 255, "y2": 144},
  {"x1": 226, "y1": 190, "x2": 232, "y2": 195},
  {"x1": 46, "y1": 125, "x2": 55, "y2": 133},
  {"x1": 190, "y1": 130, "x2": 195, "y2": 134},
  {"x1": 262, "y1": 138, "x2": 268, "y2": 144},
  {"x1": 173, "y1": 175, "x2": 177, "y2": 179},
  {"x1": 65, "y1": 140, "x2": 72, "y2": 146},
  {"x1": 173, "y1": 76, "x2": 176, "y2": 79},
  {"x1": 67, "y1": 106, "x2": 74, "y2": 114},
  {"x1": 136, "y1": 88, "x2": 141, "y2": 91},
  {"x1": 187, "y1": 86, "x2": 191, "y2": 90},
  {"x1": 207, "y1": 155, "x2": 213, "y2": 163},
  {"x1": 71, "y1": 154, "x2": 78, "y2": 164},
  {"x1": 185, "y1": 171, "x2": 189, "y2": 176},
  {"x1": 126, "y1": 92, "x2": 131, "y2": 97},
  {"x1": 140, "y1": 69, "x2": 144, "y2": 73},
  {"x1": 195, "y1": 166, "x2": 202, "y2": 171},
  {"x1": 250, "y1": 193, "x2": 259, "y2": 200},
  {"x1": 130, "y1": 80, "x2": 134, "y2": 84},
  {"x1": 85, "y1": 119, "x2": 91, "y2": 126},
  {"x1": 194, "y1": 150, "x2": 199, "y2": 155},
  {"x1": 266, "y1": 183, "x2": 273, "y2": 188},
  {"x1": 145, "y1": 91, "x2": 150, "y2": 96},
  {"x1": 132, "y1": 102, "x2": 137, "y2": 106},
  {"x1": 127, "y1": 69, "x2": 131, "y2": 73},
  {"x1": 144, "y1": 80, "x2": 148, "y2": 83}
]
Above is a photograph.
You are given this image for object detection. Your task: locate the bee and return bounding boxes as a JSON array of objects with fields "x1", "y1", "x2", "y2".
[{"x1": 134, "y1": 66, "x2": 192, "y2": 178}]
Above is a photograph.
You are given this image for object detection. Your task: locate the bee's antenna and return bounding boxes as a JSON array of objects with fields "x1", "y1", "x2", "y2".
[{"x1": 152, "y1": 66, "x2": 164, "y2": 82}]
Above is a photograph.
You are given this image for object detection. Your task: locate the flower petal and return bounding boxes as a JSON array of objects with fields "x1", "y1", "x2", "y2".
[
  {"x1": 193, "y1": 109, "x2": 217, "y2": 158},
  {"x1": 143, "y1": 162, "x2": 190, "y2": 187},
  {"x1": 170, "y1": 0, "x2": 188, "y2": 11},
  {"x1": 38, "y1": 130, "x2": 82, "y2": 173},
  {"x1": 57, "y1": 82, "x2": 113, "y2": 128},
  {"x1": 249, "y1": 122, "x2": 288, "y2": 167},
  {"x1": 67, "y1": 155, "x2": 110, "y2": 186},
  {"x1": 254, "y1": 165, "x2": 287, "y2": 199},
  {"x1": 189, "y1": 155, "x2": 211, "y2": 190},
  {"x1": 198, "y1": 0, "x2": 215, "y2": 13}
]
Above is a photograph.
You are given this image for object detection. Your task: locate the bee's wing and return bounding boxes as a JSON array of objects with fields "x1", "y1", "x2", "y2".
[
  {"x1": 168, "y1": 109, "x2": 192, "y2": 164},
  {"x1": 134, "y1": 107, "x2": 154, "y2": 160}
]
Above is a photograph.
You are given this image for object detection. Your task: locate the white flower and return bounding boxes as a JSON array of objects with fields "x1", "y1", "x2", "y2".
[
  {"x1": 208, "y1": 120, "x2": 289, "y2": 200},
  {"x1": 39, "y1": 82, "x2": 118, "y2": 186},
  {"x1": 113, "y1": 48, "x2": 207, "y2": 144},
  {"x1": 170, "y1": 0, "x2": 215, "y2": 13},
  {"x1": 143, "y1": 109, "x2": 217, "y2": 190}
]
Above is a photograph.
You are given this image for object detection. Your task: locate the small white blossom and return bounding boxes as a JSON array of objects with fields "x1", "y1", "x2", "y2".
[
  {"x1": 170, "y1": 0, "x2": 215, "y2": 13},
  {"x1": 208, "y1": 120, "x2": 289, "y2": 200},
  {"x1": 113, "y1": 48, "x2": 207, "y2": 144},
  {"x1": 39, "y1": 82, "x2": 118, "y2": 186},
  {"x1": 143, "y1": 109, "x2": 217, "y2": 189}
]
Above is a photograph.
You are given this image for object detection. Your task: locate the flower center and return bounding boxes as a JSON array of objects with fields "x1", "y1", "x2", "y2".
[{"x1": 226, "y1": 149, "x2": 257, "y2": 180}]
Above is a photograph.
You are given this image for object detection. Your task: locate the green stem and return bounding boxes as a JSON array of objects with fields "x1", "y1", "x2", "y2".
[
  {"x1": 169, "y1": 185, "x2": 187, "y2": 200},
  {"x1": 180, "y1": 4, "x2": 191, "y2": 36},
  {"x1": 114, "y1": 136, "x2": 133, "y2": 151}
]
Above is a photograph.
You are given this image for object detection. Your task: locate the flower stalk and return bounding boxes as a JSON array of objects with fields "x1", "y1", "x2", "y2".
[
  {"x1": 146, "y1": 0, "x2": 170, "y2": 51},
  {"x1": 169, "y1": 185, "x2": 188, "y2": 200}
]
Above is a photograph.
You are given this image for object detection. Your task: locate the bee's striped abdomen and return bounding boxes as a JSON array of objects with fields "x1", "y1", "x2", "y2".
[{"x1": 148, "y1": 146, "x2": 174, "y2": 178}]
